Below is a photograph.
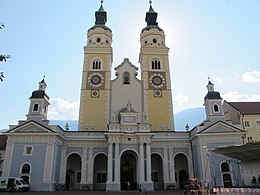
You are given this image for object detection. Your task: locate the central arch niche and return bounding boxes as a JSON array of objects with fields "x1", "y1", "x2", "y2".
[
  {"x1": 174, "y1": 153, "x2": 189, "y2": 189},
  {"x1": 66, "y1": 153, "x2": 82, "y2": 190},
  {"x1": 120, "y1": 151, "x2": 137, "y2": 190}
]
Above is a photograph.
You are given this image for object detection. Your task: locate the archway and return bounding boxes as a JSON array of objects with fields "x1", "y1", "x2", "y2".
[
  {"x1": 20, "y1": 163, "x2": 31, "y2": 184},
  {"x1": 174, "y1": 153, "x2": 189, "y2": 189},
  {"x1": 151, "y1": 153, "x2": 164, "y2": 189},
  {"x1": 93, "y1": 153, "x2": 107, "y2": 190},
  {"x1": 65, "y1": 153, "x2": 82, "y2": 190},
  {"x1": 221, "y1": 162, "x2": 232, "y2": 187},
  {"x1": 120, "y1": 151, "x2": 137, "y2": 190}
]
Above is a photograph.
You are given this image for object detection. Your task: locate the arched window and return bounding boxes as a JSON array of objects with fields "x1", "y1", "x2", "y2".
[
  {"x1": 20, "y1": 163, "x2": 31, "y2": 184},
  {"x1": 33, "y1": 103, "x2": 39, "y2": 112},
  {"x1": 151, "y1": 59, "x2": 161, "y2": 70},
  {"x1": 213, "y1": 104, "x2": 219, "y2": 112},
  {"x1": 123, "y1": 72, "x2": 130, "y2": 84},
  {"x1": 22, "y1": 164, "x2": 30, "y2": 174},
  {"x1": 221, "y1": 162, "x2": 229, "y2": 172},
  {"x1": 92, "y1": 60, "x2": 101, "y2": 69}
]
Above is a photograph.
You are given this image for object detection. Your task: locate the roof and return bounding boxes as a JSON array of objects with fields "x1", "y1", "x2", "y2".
[
  {"x1": 30, "y1": 90, "x2": 50, "y2": 100},
  {"x1": 213, "y1": 142, "x2": 260, "y2": 161},
  {"x1": 142, "y1": 4, "x2": 164, "y2": 33},
  {"x1": 0, "y1": 135, "x2": 7, "y2": 149},
  {"x1": 227, "y1": 102, "x2": 260, "y2": 114},
  {"x1": 88, "y1": 3, "x2": 112, "y2": 33},
  {"x1": 204, "y1": 91, "x2": 222, "y2": 101}
]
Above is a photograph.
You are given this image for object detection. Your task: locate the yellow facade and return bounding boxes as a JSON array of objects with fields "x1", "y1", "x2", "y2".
[
  {"x1": 78, "y1": 27, "x2": 112, "y2": 131},
  {"x1": 139, "y1": 28, "x2": 174, "y2": 131},
  {"x1": 242, "y1": 115, "x2": 260, "y2": 142}
]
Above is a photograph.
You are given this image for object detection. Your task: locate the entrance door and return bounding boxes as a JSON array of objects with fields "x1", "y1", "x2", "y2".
[
  {"x1": 179, "y1": 170, "x2": 187, "y2": 188},
  {"x1": 222, "y1": 173, "x2": 232, "y2": 188},
  {"x1": 120, "y1": 151, "x2": 137, "y2": 190}
]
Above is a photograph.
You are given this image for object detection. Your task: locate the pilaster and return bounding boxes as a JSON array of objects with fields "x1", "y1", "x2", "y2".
[
  {"x1": 80, "y1": 147, "x2": 88, "y2": 186},
  {"x1": 2, "y1": 140, "x2": 14, "y2": 177},
  {"x1": 59, "y1": 146, "x2": 67, "y2": 184},
  {"x1": 86, "y1": 147, "x2": 94, "y2": 189},
  {"x1": 42, "y1": 142, "x2": 55, "y2": 191}
]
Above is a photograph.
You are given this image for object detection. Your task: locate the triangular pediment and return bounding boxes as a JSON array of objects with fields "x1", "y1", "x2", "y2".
[
  {"x1": 199, "y1": 121, "x2": 242, "y2": 134},
  {"x1": 8, "y1": 121, "x2": 54, "y2": 133}
]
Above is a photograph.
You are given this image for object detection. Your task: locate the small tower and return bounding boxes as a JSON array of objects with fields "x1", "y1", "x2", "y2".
[
  {"x1": 26, "y1": 78, "x2": 50, "y2": 124},
  {"x1": 78, "y1": 1, "x2": 113, "y2": 131},
  {"x1": 139, "y1": 1, "x2": 174, "y2": 131},
  {"x1": 203, "y1": 79, "x2": 224, "y2": 121}
]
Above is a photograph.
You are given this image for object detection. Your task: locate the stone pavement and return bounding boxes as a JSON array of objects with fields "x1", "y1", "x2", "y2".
[{"x1": 0, "y1": 189, "x2": 185, "y2": 195}]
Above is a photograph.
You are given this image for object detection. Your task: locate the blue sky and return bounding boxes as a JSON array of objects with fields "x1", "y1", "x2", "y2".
[{"x1": 1, "y1": 0, "x2": 260, "y2": 130}]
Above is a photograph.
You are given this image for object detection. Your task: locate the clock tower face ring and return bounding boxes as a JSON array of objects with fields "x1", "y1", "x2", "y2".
[
  {"x1": 149, "y1": 73, "x2": 165, "y2": 89},
  {"x1": 88, "y1": 72, "x2": 104, "y2": 88}
]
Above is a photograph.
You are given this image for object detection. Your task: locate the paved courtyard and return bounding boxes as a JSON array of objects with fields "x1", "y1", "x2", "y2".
[{"x1": 0, "y1": 190, "x2": 185, "y2": 195}]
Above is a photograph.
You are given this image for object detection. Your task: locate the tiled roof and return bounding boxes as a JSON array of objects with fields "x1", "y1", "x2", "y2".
[{"x1": 228, "y1": 102, "x2": 260, "y2": 114}]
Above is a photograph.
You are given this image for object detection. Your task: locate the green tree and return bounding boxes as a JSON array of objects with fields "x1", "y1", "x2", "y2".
[{"x1": 0, "y1": 22, "x2": 11, "y2": 82}]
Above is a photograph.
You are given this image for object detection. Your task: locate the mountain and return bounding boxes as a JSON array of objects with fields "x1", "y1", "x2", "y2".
[
  {"x1": 0, "y1": 108, "x2": 206, "y2": 132},
  {"x1": 51, "y1": 120, "x2": 78, "y2": 131},
  {"x1": 174, "y1": 107, "x2": 205, "y2": 131}
]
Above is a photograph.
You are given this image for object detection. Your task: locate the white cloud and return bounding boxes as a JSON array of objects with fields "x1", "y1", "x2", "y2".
[
  {"x1": 242, "y1": 71, "x2": 260, "y2": 83},
  {"x1": 48, "y1": 98, "x2": 79, "y2": 120},
  {"x1": 223, "y1": 91, "x2": 260, "y2": 102},
  {"x1": 173, "y1": 93, "x2": 189, "y2": 106}
]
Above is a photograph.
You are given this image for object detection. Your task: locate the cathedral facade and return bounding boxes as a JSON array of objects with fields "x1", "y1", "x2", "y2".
[{"x1": 2, "y1": 2, "x2": 245, "y2": 192}]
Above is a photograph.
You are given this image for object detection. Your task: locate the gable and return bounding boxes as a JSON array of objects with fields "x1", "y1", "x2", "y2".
[
  {"x1": 199, "y1": 121, "x2": 242, "y2": 134},
  {"x1": 8, "y1": 121, "x2": 54, "y2": 133}
]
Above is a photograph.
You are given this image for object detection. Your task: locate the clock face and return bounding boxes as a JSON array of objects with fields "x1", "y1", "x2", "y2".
[
  {"x1": 152, "y1": 76, "x2": 162, "y2": 85},
  {"x1": 91, "y1": 75, "x2": 101, "y2": 84},
  {"x1": 149, "y1": 73, "x2": 165, "y2": 89},
  {"x1": 88, "y1": 72, "x2": 104, "y2": 88}
]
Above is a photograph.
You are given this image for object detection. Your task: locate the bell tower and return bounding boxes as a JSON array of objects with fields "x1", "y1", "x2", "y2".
[
  {"x1": 139, "y1": 1, "x2": 174, "y2": 131},
  {"x1": 26, "y1": 78, "x2": 50, "y2": 124},
  {"x1": 78, "y1": 1, "x2": 113, "y2": 131}
]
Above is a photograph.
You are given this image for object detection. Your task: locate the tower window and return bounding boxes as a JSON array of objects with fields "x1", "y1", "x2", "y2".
[
  {"x1": 123, "y1": 72, "x2": 130, "y2": 84},
  {"x1": 97, "y1": 37, "x2": 101, "y2": 43},
  {"x1": 152, "y1": 59, "x2": 161, "y2": 70},
  {"x1": 213, "y1": 104, "x2": 219, "y2": 112},
  {"x1": 33, "y1": 103, "x2": 39, "y2": 112},
  {"x1": 93, "y1": 60, "x2": 101, "y2": 69},
  {"x1": 153, "y1": 38, "x2": 157, "y2": 43}
]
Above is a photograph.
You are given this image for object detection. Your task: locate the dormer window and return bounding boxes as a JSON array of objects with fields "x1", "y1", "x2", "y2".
[
  {"x1": 152, "y1": 59, "x2": 161, "y2": 70},
  {"x1": 33, "y1": 103, "x2": 39, "y2": 112},
  {"x1": 123, "y1": 72, "x2": 130, "y2": 84},
  {"x1": 93, "y1": 60, "x2": 101, "y2": 69}
]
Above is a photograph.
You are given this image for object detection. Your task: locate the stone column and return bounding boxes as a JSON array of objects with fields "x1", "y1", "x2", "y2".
[
  {"x1": 106, "y1": 142, "x2": 117, "y2": 192},
  {"x1": 146, "y1": 144, "x2": 152, "y2": 182},
  {"x1": 144, "y1": 143, "x2": 153, "y2": 192},
  {"x1": 139, "y1": 143, "x2": 145, "y2": 183},
  {"x1": 169, "y1": 148, "x2": 175, "y2": 184},
  {"x1": 163, "y1": 148, "x2": 170, "y2": 189},
  {"x1": 59, "y1": 146, "x2": 67, "y2": 184},
  {"x1": 188, "y1": 146, "x2": 194, "y2": 178},
  {"x1": 107, "y1": 143, "x2": 113, "y2": 183},
  {"x1": 80, "y1": 147, "x2": 87, "y2": 186},
  {"x1": 114, "y1": 143, "x2": 120, "y2": 183},
  {"x1": 87, "y1": 147, "x2": 94, "y2": 189}
]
